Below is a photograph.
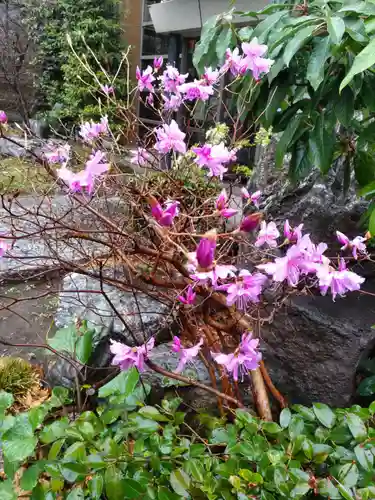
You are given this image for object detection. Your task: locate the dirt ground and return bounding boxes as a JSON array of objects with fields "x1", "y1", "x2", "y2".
[{"x1": 0, "y1": 278, "x2": 60, "y2": 363}]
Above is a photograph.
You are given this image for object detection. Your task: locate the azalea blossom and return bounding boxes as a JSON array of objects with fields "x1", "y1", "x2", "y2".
[
  {"x1": 239, "y1": 213, "x2": 262, "y2": 232},
  {"x1": 284, "y1": 220, "x2": 303, "y2": 243},
  {"x1": 215, "y1": 189, "x2": 238, "y2": 218},
  {"x1": 162, "y1": 93, "x2": 183, "y2": 112},
  {"x1": 79, "y1": 116, "x2": 108, "y2": 142},
  {"x1": 0, "y1": 110, "x2": 7, "y2": 124},
  {"x1": 57, "y1": 150, "x2": 109, "y2": 193},
  {"x1": 44, "y1": 143, "x2": 71, "y2": 164},
  {"x1": 136, "y1": 65, "x2": 155, "y2": 92},
  {"x1": 153, "y1": 55, "x2": 163, "y2": 71},
  {"x1": 110, "y1": 337, "x2": 155, "y2": 372},
  {"x1": 149, "y1": 197, "x2": 179, "y2": 227},
  {"x1": 155, "y1": 120, "x2": 186, "y2": 154},
  {"x1": 317, "y1": 258, "x2": 365, "y2": 301},
  {"x1": 192, "y1": 142, "x2": 236, "y2": 179},
  {"x1": 336, "y1": 231, "x2": 367, "y2": 260},
  {"x1": 242, "y1": 38, "x2": 274, "y2": 80},
  {"x1": 177, "y1": 286, "x2": 196, "y2": 305},
  {"x1": 241, "y1": 188, "x2": 262, "y2": 208},
  {"x1": 211, "y1": 332, "x2": 261, "y2": 381},
  {"x1": 100, "y1": 84, "x2": 114, "y2": 95},
  {"x1": 177, "y1": 80, "x2": 214, "y2": 101},
  {"x1": 218, "y1": 270, "x2": 267, "y2": 309},
  {"x1": 203, "y1": 67, "x2": 219, "y2": 85},
  {"x1": 146, "y1": 93, "x2": 154, "y2": 106},
  {"x1": 255, "y1": 221, "x2": 280, "y2": 248},
  {"x1": 161, "y1": 65, "x2": 188, "y2": 93},
  {"x1": 222, "y1": 48, "x2": 246, "y2": 76},
  {"x1": 196, "y1": 236, "x2": 216, "y2": 269},
  {"x1": 192, "y1": 264, "x2": 237, "y2": 286},
  {"x1": 172, "y1": 337, "x2": 203, "y2": 372},
  {"x1": 130, "y1": 147, "x2": 151, "y2": 167}
]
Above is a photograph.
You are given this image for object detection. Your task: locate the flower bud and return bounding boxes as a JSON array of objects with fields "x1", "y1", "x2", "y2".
[
  {"x1": 196, "y1": 237, "x2": 216, "y2": 269},
  {"x1": 0, "y1": 110, "x2": 7, "y2": 124},
  {"x1": 239, "y1": 213, "x2": 262, "y2": 232}
]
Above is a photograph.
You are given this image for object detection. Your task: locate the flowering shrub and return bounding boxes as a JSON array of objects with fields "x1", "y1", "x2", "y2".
[
  {"x1": 1, "y1": 375, "x2": 375, "y2": 499},
  {"x1": 0, "y1": 34, "x2": 370, "y2": 424}
]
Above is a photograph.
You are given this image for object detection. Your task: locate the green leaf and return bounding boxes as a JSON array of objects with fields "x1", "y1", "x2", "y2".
[
  {"x1": 28, "y1": 406, "x2": 49, "y2": 431},
  {"x1": 0, "y1": 391, "x2": 13, "y2": 412},
  {"x1": 317, "y1": 478, "x2": 340, "y2": 498},
  {"x1": 158, "y1": 486, "x2": 179, "y2": 500},
  {"x1": 327, "y1": 16, "x2": 345, "y2": 44},
  {"x1": 309, "y1": 112, "x2": 336, "y2": 174},
  {"x1": 48, "y1": 325, "x2": 77, "y2": 354},
  {"x1": 280, "y1": 408, "x2": 291, "y2": 428},
  {"x1": 20, "y1": 464, "x2": 42, "y2": 491},
  {"x1": 369, "y1": 207, "x2": 375, "y2": 235},
  {"x1": 338, "y1": 462, "x2": 359, "y2": 488},
  {"x1": 345, "y1": 18, "x2": 368, "y2": 43},
  {"x1": 129, "y1": 414, "x2": 160, "y2": 433},
  {"x1": 216, "y1": 26, "x2": 233, "y2": 63},
  {"x1": 184, "y1": 459, "x2": 205, "y2": 483},
  {"x1": 75, "y1": 328, "x2": 94, "y2": 364},
  {"x1": 88, "y1": 475, "x2": 104, "y2": 500},
  {"x1": 354, "y1": 152, "x2": 375, "y2": 187},
  {"x1": 340, "y1": 37, "x2": 375, "y2": 92},
  {"x1": 313, "y1": 403, "x2": 336, "y2": 428},
  {"x1": 170, "y1": 469, "x2": 190, "y2": 497},
  {"x1": 252, "y1": 10, "x2": 288, "y2": 43},
  {"x1": 302, "y1": 438, "x2": 313, "y2": 459},
  {"x1": 306, "y1": 36, "x2": 331, "y2": 91},
  {"x1": 66, "y1": 488, "x2": 84, "y2": 500},
  {"x1": 263, "y1": 84, "x2": 289, "y2": 127},
  {"x1": 292, "y1": 404, "x2": 316, "y2": 422},
  {"x1": 335, "y1": 480, "x2": 355, "y2": 500},
  {"x1": 2, "y1": 435, "x2": 37, "y2": 463},
  {"x1": 339, "y1": 2, "x2": 375, "y2": 15},
  {"x1": 48, "y1": 439, "x2": 65, "y2": 460},
  {"x1": 283, "y1": 24, "x2": 317, "y2": 67},
  {"x1": 122, "y1": 479, "x2": 147, "y2": 499},
  {"x1": 98, "y1": 368, "x2": 139, "y2": 398},
  {"x1": 105, "y1": 466, "x2": 125, "y2": 500},
  {"x1": 289, "y1": 415, "x2": 304, "y2": 439},
  {"x1": 0, "y1": 480, "x2": 16, "y2": 500},
  {"x1": 334, "y1": 87, "x2": 354, "y2": 127},
  {"x1": 291, "y1": 482, "x2": 311, "y2": 498},
  {"x1": 40, "y1": 418, "x2": 69, "y2": 444},
  {"x1": 369, "y1": 400, "x2": 375, "y2": 414},
  {"x1": 355, "y1": 444, "x2": 373, "y2": 471},
  {"x1": 138, "y1": 406, "x2": 169, "y2": 422},
  {"x1": 346, "y1": 413, "x2": 367, "y2": 441},
  {"x1": 275, "y1": 113, "x2": 303, "y2": 168},
  {"x1": 193, "y1": 15, "x2": 219, "y2": 72},
  {"x1": 237, "y1": 26, "x2": 253, "y2": 41},
  {"x1": 262, "y1": 421, "x2": 282, "y2": 434}
]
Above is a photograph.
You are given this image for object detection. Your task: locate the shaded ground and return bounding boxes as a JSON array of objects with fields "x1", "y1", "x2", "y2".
[{"x1": 0, "y1": 278, "x2": 60, "y2": 362}]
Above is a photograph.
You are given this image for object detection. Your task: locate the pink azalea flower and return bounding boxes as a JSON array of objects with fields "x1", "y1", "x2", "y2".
[
  {"x1": 196, "y1": 236, "x2": 216, "y2": 269},
  {"x1": 161, "y1": 65, "x2": 188, "y2": 93},
  {"x1": 211, "y1": 332, "x2": 261, "y2": 381},
  {"x1": 203, "y1": 67, "x2": 219, "y2": 85},
  {"x1": 317, "y1": 258, "x2": 365, "y2": 301},
  {"x1": 146, "y1": 93, "x2": 154, "y2": 106},
  {"x1": 177, "y1": 286, "x2": 196, "y2": 305},
  {"x1": 79, "y1": 116, "x2": 108, "y2": 142},
  {"x1": 241, "y1": 188, "x2": 262, "y2": 208},
  {"x1": 218, "y1": 270, "x2": 267, "y2": 309},
  {"x1": 153, "y1": 56, "x2": 163, "y2": 71},
  {"x1": 193, "y1": 143, "x2": 235, "y2": 179},
  {"x1": 110, "y1": 337, "x2": 155, "y2": 372},
  {"x1": 57, "y1": 150, "x2": 109, "y2": 194},
  {"x1": 192, "y1": 264, "x2": 237, "y2": 287},
  {"x1": 177, "y1": 80, "x2": 214, "y2": 101},
  {"x1": 242, "y1": 38, "x2": 273, "y2": 80},
  {"x1": 172, "y1": 337, "x2": 203, "y2": 373},
  {"x1": 130, "y1": 147, "x2": 151, "y2": 167},
  {"x1": 284, "y1": 220, "x2": 304, "y2": 243},
  {"x1": 0, "y1": 110, "x2": 7, "y2": 124},
  {"x1": 44, "y1": 143, "x2": 71, "y2": 164},
  {"x1": 136, "y1": 65, "x2": 155, "y2": 92},
  {"x1": 336, "y1": 231, "x2": 367, "y2": 260},
  {"x1": 222, "y1": 48, "x2": 246, "y2": 77},
  {"x1": 100, "y1": 84, "x2": 114, "y2": 95},
  {"x1": 257, "y1": 244, "x2": 304, "y2": 287},
  {"x1": 162, "y1": 94, "x2": 183, "y2": 112},
  {"x1": 239, "y1": 213, "x2": 262, "y2": 232},
  {"x1": 215, "y1": 189, "x2": 238, "y2": 218},
  {"x1": 149, "y1": 197, "x2": 179, "y2": 227},
  {"x1": 255, "y1": 221, "x2": 280, "y2": 248},
  {"x1": 155, "y1": 120, "x2": 186, "y2": 154}
]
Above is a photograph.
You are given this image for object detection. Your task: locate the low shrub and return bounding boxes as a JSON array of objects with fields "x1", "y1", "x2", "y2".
[{"x1": 0, "y1": 368, "x2": 375, "y2": 499}]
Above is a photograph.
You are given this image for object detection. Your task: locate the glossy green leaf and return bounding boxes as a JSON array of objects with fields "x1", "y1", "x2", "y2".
[
  {"x1": 139, "y1": 406, "x2": 169, "y2": 421},
  {"x1": 369, "y1": 207, "x2": 375, "y2": 235},
  {"x1": 279, "y1": 408, "x2": 291, "y2": 428},
  {"x1": 216, "y1": 26, "x2": 233, "y2": 63},
  {"x1": 275, "y1": 113, "x2": 303, "y2": 168},
  {"x1": 335, "y1": 481, "x2": 355, "y2": 500},
  {"x1": 75, "y1": 328, "x2": 94, "y2": 364},
  {"x1": 346, "y1": 413, "x2": 367, "y2": 441},
  {"x1": 313, "y1": 403, "x2": 336, "y2": 428},
  {"x1": 66, "y1": 488, "x2": 84, "y2": 500},
  {"x1": 184, "y1": 459, "x2": 205, "y2": 482},
  {"x1": 289, "y1": 415, "x2": 304, "y2": 439},
  {"x1": 20, "y1": 464, "x2": 42, "y2": 491},
  {"x1": 338, "y1": 462, "x2": 359, "y2": 488},
  {"x1": 327, "y1": 16, "x2": 345, "y2": 44},
  {"x1": 40, "y1": 418, "x2": 69, "y2": 444},
  {"x1": 334, "y1": 87, "x2": 355, "y2": 127},
  {"x1": 0, "y1": 391, "x2": 13, "y2": 412},
  {"x1": 157, "y1": 486, "x2": 179, "y2": 500},
  {"x1": 340, "y1": 37, "x2": 375, "y2": 92},
  {"x1": 193, "y1": 15, "x2": 219, "y2": 72},
  {"x1": 253, "y1": 10, "x2": 289, "y2": 42},
  {"x1": 98, "y1": 368, "x2": 139, "y2": 398},
  {"x1": 0, "y1": 480, "x2": 16, "y2": 500},
  {"x1": 355, "y1": 444, "x2": 373, "y2": 471},
  {"x1": 262, "y1": 421, "x2": 282, "y2": 434},
  {"x1": 291, "y1": 482, "x2": 310, "y2": 498},
  {"x1": 306, "y1": 36, "x2": 331, "y2": 90},
  {"x1": 170, "y1": 469, "x2": 190, "y2": 497},
  {"x1": 283, "y1": 24, "x2": 317, "y2": 67}
]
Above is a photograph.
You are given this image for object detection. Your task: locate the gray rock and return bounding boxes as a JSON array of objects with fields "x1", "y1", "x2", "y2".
[
  {"x1": 55, "y1": 273, "x2": 171, "y2": 345},
  {"x1": 261, "y1": 290, "x2": 375, "y2": 407}
]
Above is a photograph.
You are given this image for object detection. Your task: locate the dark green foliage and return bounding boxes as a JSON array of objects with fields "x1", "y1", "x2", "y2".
[
  {"x1": 1, "y1": 371, "x2": 375, "y2": 498},
  {"x1": 24, "y1": 0, "x2": 125, "y2": 126}
]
